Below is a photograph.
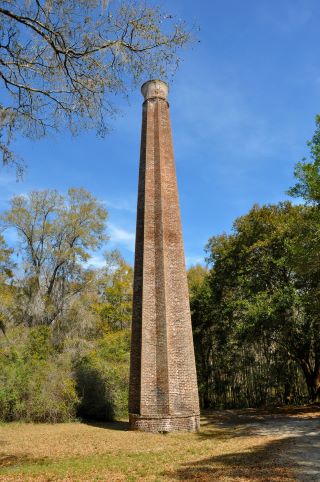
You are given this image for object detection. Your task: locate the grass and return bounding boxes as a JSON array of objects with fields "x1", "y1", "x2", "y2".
[{"x1": 1, "y1": 407, "x2": 318, "y2": 481}]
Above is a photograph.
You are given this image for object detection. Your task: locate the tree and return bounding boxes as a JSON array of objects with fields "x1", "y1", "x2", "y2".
[
  {"x1": 286, "y1": 117, "x2": 320, "y2": 400},
  {"x1": 190, "y1": 119, "x2": 320, "y2": 408},
  {"x1": 1, "y1": 188, "x2": 107, "y2": 326},
  {"x1": 205, "y1": 203, "x2": 320, "y2": 402},
  {"x1": 0, "y1": 0, "x2": 191, "y2": 171},
  {"x1": 94, "y1": 249, "x2": 133, "y2": 332},
  {"x1": 288, "y1": 115, "x2": 320, "y2": 204},
  {"x1": 287, "y1": 115, "x2": 320, "y2": 277},
  {"x1": 187, "y1": 264, "x2": 208, "y2": 300},
  {"x1": 0, "y1": 233, "x2": 12, "y2": 282},
  {"x1": 0, "y1": 234, "x2": 13, "y2": 333}
]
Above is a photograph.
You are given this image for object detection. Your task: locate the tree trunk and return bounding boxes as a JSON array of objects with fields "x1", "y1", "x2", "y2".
[
  {"x1": 308, "y1": 375, "x2": 320, "y2": 402},
  {"x1": 300, "y1": 362, "x2": 320, "y2": 402}
]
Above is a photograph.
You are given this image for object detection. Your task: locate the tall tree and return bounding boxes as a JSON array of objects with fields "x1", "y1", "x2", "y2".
[
  {"x1": 287, "y1": 116, "x2": 320, "y2": 277},
  {"x1": 0, "y1": 0, "x2": 191, "y2": 171},
  {"x1": 288, "y1": 115, "x2": 320, "y2": 204},
  {"x1": 205, "y1": 203, "x2": 320, "y2": 402},
  {"x1": 286, "y1": 117, "x2": 320, "y2": 400},
  {"x1": 1, "y1": 188, "x2": 107, "y2": 326}
]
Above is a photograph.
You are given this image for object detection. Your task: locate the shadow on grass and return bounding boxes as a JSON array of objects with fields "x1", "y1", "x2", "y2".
[
  {"x1": 163, "y1": 436, "x2": 295, "y2": 481},
  {"x1": 165, "y1": 408, "x2": 320, "y2": 481},
  {"x1": 201, "y1": 405, "x2": 320, "y2": 428},
  {"x1": 0, "y1": 454, "x2": 48, "y2": 469},
  {"x1": 198, "y1": 411, "x2": 275, "y2": 442},
  {"x1": 82, "y1": 419, "x2": 130, "y2": 431}
]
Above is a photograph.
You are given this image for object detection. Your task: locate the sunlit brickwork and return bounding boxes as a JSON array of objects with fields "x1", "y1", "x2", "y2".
[{"x1": 129, "y1": 80, "x2": 200, "y2": 433}]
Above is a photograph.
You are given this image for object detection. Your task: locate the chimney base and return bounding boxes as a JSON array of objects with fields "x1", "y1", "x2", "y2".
[{"x1": 129, "y1": 413, "x2": 200, "y2": 433}]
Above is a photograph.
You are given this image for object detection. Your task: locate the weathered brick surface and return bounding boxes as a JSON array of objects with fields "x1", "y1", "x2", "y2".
[
  {"x1": 129, "y1": 413, "x2": 200, "y2": 433},
  {"x1": 129, "y1": 80, "x2": 200, "y2": 433}
]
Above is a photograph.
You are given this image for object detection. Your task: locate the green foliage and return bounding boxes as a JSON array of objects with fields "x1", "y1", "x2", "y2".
[
  {"x1": 187, "y1": 264, "x2": 208, "y2": 300},
  {"x1": 94, "y1": 250, "x2": 133, "y2": 332},
  {"x1": 288, "y1": 115, "x2": 320, "y2": 204},
  {"x1": 0, "y1": 324, "x2": 131, "y2": 423},
  {"x1": 0, "y1": 188, "x2": 133, "y2": 424},
  {"x1": 23, "y1": 326, "x2": 53, "y2": 361},
  {"x1": 1, "y1": 188, "x2": 107, "y2": 327},
  {"x1": 75, "y1": 330, "x2": 130, "y2": 421},
  {"x1": 0, "y1": 327, "x2": 79, "y2": 422},
  {"x1": 191, "y1": 202, "x2": 319, "y2": 408},
  {"x1": 0, "y1": 234, "x2": 13, "y2": 280},
  {"x1": 0, "y1": 235, "x2": 14, "y2": 334},
  {"x1": 75, "y1": 356, "x2": 115, "y2": 422},
  {"x1": 191, "y1": 116, "x2": 320, "y2": 407}
]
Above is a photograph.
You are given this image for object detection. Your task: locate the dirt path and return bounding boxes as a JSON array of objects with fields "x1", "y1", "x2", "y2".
[
  {"x1": 255, "y1": 417, "x2": 320, "y2": 481},
  {"x1": 210, "y1": 407, "x2": 320, "y2": 482}
]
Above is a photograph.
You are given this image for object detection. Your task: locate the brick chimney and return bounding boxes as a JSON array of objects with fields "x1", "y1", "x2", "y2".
[{"x1": 129, "y1": 80, "x2": 200, "y2": 432}]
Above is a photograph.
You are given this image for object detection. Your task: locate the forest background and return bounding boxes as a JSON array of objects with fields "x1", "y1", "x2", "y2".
[
  {"x1": 0, "y1": 0, "x2": 319, "y2": 422},
  {"x1": 0, "y1": 116, "x2": 319, "y2": 422}
]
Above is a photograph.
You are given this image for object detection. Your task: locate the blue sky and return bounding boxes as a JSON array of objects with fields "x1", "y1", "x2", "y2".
[{"x1": 1, "y1": 0, "x2": 320, "y2": 268}]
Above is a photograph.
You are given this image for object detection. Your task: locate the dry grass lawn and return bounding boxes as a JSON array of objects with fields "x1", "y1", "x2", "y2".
[{"x1": 1, "y1": 407, "x2": 319, "y2": 481}]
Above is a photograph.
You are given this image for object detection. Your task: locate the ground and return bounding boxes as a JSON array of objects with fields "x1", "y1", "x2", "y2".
[{"x1": 0, "y1": 407, "x2": 319, "y2": 481}]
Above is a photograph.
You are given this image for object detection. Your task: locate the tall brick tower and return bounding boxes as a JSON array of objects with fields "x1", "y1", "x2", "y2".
[{"x1": 129, "y1": 80, "x2": 200, "y2": 432}]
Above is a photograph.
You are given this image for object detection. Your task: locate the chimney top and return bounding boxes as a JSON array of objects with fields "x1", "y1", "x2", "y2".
[{"x1": 141, "y1": 79, "x2": 168, "y2": 101}]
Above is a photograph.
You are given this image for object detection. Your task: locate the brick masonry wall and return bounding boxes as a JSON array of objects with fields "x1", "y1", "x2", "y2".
[
  {"x1": 129, "y1": 80, "x2": 200, "y2": 432},
  {"x1": 129, "y1": 413, "x2": 200, "y2": 433}
]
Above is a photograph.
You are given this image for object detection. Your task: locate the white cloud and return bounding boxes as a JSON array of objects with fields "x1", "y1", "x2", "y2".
[
  {"x1": 185, "y1": 255, "x2": 205, "y2": 268},
  {"x1": 104, "y1": 197, "x2": 136, "y2": 213},
  {"x1": 172, "y1": 77, "x2": 299, "y2": 170},
  {"x1": 109, "y1": 223, "x2": 135, "y2": 252},
  {"x1": 83, "y1": 254, "x2": 106, "y2": 269}
]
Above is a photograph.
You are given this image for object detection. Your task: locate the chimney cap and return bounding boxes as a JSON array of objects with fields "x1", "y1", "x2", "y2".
[{"x1": 141, "y1": 79, "x2": 169, "y2": 100}]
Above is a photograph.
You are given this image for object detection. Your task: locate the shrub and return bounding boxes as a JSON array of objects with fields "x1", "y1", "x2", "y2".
[
  {"x1": 0, "y1": 327, "x2": 79, "y2": 422},
  {"x1": 0, "y1": 326, "x2": 130, "y2": 423},
  {"x1": 75, "y1": 329, "x2": 130, "y2": 421},
  {"x1": 75, "y1": 356, "x2": 115, "y2": 421}
]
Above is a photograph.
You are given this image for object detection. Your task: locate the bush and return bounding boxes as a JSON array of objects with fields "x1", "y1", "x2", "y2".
[
  {"x1": 0, "y1": 327, "x2": 79, "y2": 422},
  {"x1": 18, "y1": 358, "x2": 79, "y2": 422},
  {"x1": 75, "y1": 356, "x2": 115, "y2": 421},
  {"x1": 0, "y1": 326, "x2": 130, "y2": 423},
  {"x1": 75, "y1": 329, "x2": 130, "y2": 421}
]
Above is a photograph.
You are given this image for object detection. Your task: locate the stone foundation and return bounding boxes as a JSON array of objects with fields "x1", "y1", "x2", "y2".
[{"x1": 129, "y1": 413, "x2": 200, "y2": 433}]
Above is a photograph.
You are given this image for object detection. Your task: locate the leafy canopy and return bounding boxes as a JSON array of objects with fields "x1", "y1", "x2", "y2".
[
  {"x1": 1, "y1": 187, "x2": 107, "y2": 326},
  {"x1": 288, "y1": 115, "x2": 320, "y2": 204}
]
